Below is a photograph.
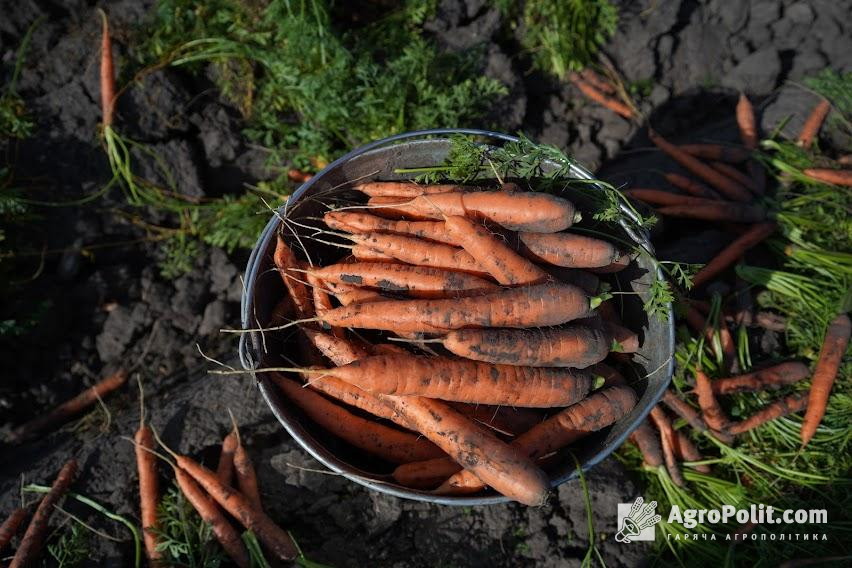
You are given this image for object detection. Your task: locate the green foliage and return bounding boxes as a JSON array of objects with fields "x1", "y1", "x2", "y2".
[
  {"x1": 158, "y1": 236, "x2": 200, "y2": 279},
  {"x1": 196, "y1": 191, "x2": 276, "y2": 253},
  {"x1": 0, "y1": 17, "x2": 40, "y2": 139},
  {"x1": 804, "y1": 70, "x2": 852, "y2": 121},
  {"x1": 47, "y1": 524, "x2": 90, "y2": 568},
  {"x1": 154, "y1": 485, "x2": 224, "y2": 568}
]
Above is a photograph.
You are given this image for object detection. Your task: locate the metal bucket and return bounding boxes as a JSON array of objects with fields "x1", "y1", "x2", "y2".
[{"x1": 239, "y1": 129, "x2": 674, "y2": 505}]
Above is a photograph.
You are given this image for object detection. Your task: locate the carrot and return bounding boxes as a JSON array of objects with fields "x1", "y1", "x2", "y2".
[
  {"x1": 234, "y1": 444, "x2": 262, "y2": 512},
  {"x1": 307, "y1": 262, "x2": 497, "y2": 298},
  {"x1": 579, "y1": 69, "x2": 616, "y2": 94},
  {"x1": 656, "y1": 202, "x2": 766, "y2": 222},
  {"x1": 728, "y1": 394, "x2": 809, "y2": 436},
  {"x1": 711, "y1": 362, "x2": 810, "y2": 395},
  {"x1": 316, "y1": 281, "x2": 595, "y2": 333},
  {"x1": 368, "y1": 190, "x2": 579, "y2": 233},
  {"x1": 173, "y1": 454, "x2": 298, "y2": 561},
  {"x1": 540, "y1": 266, "x2": 600, "y2": 295},
  {"x1": 686, "y1": 306, "x2": 735, "y2": 371},
  {"x1": 797, "y1": 99, "x2": 831, "y2": 147},
  {"x1": 694, "y1": 368, "x2": 730, "y2": 434},
  {"x1": 99, "y1": 11, "x2": 115, "y2": 127},
  {"x1": 273, "y1": 235, "x2": 313, "y2": 319},
  {"x1": 393, "y1": 457, "x2": 465, "y2": 488},
  {"x1": 623, "y1": 189, "x2": 710, "y2": 207},
  {"x1": 438, "y1": 386, "x2": 637, "y2": 494},
  {"x1": 679, "y1": 144, "x2": 751, "y2": 164},
  {"x1": 302, "y1": 327, "x2": 370, "y2": 365},
  {"x1": 447, "y1": 403, "x2": 543, "y2": 437},
  {"x1": 756, "y1": 311, "x2": 787, "y2": 332},
  {"x1": 672, "y1": 429, "x2": 710, "y2": 473},
  {"x1": 7, "y1": 369, "x2": 128, "y2": 444},
  {"x1": 383, "y1": 396, "x2": 550, "y2": 505},
  {"x1": 325, "y1": 280, "x2": 385, "y2": 306},
  {"x1": 588, "y1": 362, "x2": 625, "y2": 387},
  {"x1": 135, "y1": 426, "x2": 161, "y2": 565},
  {"x1": 324, "y1": 211, "x2": 455, "y2": 244},
  {"x1": 800, "y1": 313, "x2": 851, "y2": 446},
  {"x1": 350, "y1": 244, "x2": 404, "y2": 264},
  {"x1": 605, "y1": 322, "x2": 639, "y2": 353},
  {"x1": 802, "y1": 168, "x2": 852, "y2": 187},
  {"x1": 664, "y1": 173, "x2": 722, "y2": 199},
  {"x1": 736, "y1": 93, "x2": 758, "y2": 150},
  {"x1": 287, "y1": 169, "x2": 312, "y2": 183},
  {"x1": 648, "y1": 406, "x2": 685, "y2": 487},
  {"x1": 516, "y1": 231, "x2": 622, "y2": 269},
  {"x1": 436, "y1": 325, "x2": 610, "y2": 368},
  {"x1": 349, "y1": 233, "x2": 488, "y2": 277},
  {"x1": 709, "y1": 161, "x2": 760, "y2": 194},
  {"x1": 355, "y1": 181, "x2": 472, "y2": 198},
  {"x1": 649, "y1": 129, "x2": 753, "y2": 202},
  {"x1": 569, "y1": 74, "x2": 634, "y2": 119},
  {"x1": 216, "y1": 431, "x2": 238, "y2": 486},
  {"x1": 628, "y1": 421, "x2": 663, "y2": 467},
  {"x1": 661, "y1": 390, "x2": 707, "y2": 432},
  {"x1": 309, "y1": 354, "x2": 591, "y2": 407},
  {"x1": 0, "y1": 508, "x2": 27, "y2": 553},
  {"x1": 9, "y1": 460, "x2": 78, "y2": 568},
  {"x1": 174, "y1": 468, "x2": 250, "y2": 568},
  {"x1": 692, "y1": 222, "x2": 777, "y2": 288},
  {"x1": 591, "y1": 253, "x2": 631, "y2": 274},
  {"x1": 305, "y1": 273, "x2": 344, "y2": 338},
  {"x1": 445, "y1": 215, "x2": 548, "y2": 285},
  {"x1": 271, "y1": 373, "x2": 442, "y2": 462}
]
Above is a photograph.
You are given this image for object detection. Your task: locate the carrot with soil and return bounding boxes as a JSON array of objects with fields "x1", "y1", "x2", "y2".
[
  {"x1": 0, "y1": 508, "x2": 27, "y2": 553},
  {"x1": 797, "y1": 99, "x2": 831, "y2": 147},
  {"x1": 736, "y1": 93, "x2": 758, "y2": 150},
  {"x1": 672, "y1": 429, "x2": 711, "y2": 473},
  {"x1": 216, "y1": 431, "x2": 238, "y2": 486},
  {"x1": 355, "y1": 181, "x2": 473, "y2": 198},
  {"x1": 801, "y1": 168, "x2": 852, "y2": 187},
  {"x1": 710, "y1": 362, "x2": 810, "y2": 395},
  {"x1": 99, "y1": 10, "x2": 115, "y2": 127},
  {"x1": 516, "y1": 231, "x2": 624, "y2": 269},
  {"x1": 135, "y1": 426, "x2": 161, "y2": 565},
  {"x1": 691, "y1": 222, "x2": 777, "y2": 289},
  {"x1": 629, "y1": 421, "x2": 663, "y2": 468},
  {"x1": 694, "y1": 368, "x2": 730, "y2": 434},
  {"x1": 679, "y1": 144, "x2": 751, "y2": 164},
  {"x1": 569, "y1": 74, "x2": 634, "y2": 119},
  {"x1": 709, "y1": 161, "x2": 760, "y2": 194},
  {"x1": 273, "y1": 235, "x2": 314, "y2": 319},
  {"x1": 624, "y1": 189, "x2": 711, "y2": 207},
  {"x1": 686, "y1": 306, "x2": 735, "y2": 372},
  {"x1": 234, "y1": 444, "x2": 262, "y2": 512},
  {"x1": 648, "y1": 406, "x2": 685, "y2": 487},
  {"x1": 349, "y1": 233, "x2": 488, "y2": 277},
  {"x1": 656, "y1": 202, "x2": 766, "y2": 223},
  {"x1": 728, "y1": 394, "x2": 810, "y2": 436},
  {"x1": 447, "y1": 403, "x2": 543, "y2": 437},
  {"x1": 664, "y1": 173, "x2": 722, "y2": 199},
  {"x1": 323, "y1": 211, "x2": 455, "y2": 244}
]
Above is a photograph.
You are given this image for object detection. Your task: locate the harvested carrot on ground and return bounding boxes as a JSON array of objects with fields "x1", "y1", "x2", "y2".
[
  {"x1": 516, "y1": 231, "x2": 624, "y2": 269},
  {"x1": 694, "y1": 368, "x2": 730, "y2": 434},
  {"x1": 623, "y1": 189, "x2": 710, "y2": 207},
  {"x1": 648, "y1": 406, "x2": 685, "y2": 487},
  {"x1": 801, "y1": 313, "x2": 851, "y2": 446},
  {"x1": 7, "y1": 369, "x2": 128, "y2": 444},
  {"x1": 273, "y1": 235, "x2": 313, "y2": 319},
  {"x1": 324, "y1": 211, "x2": 455, "y2": 244},
  {"x1": 175, "y1": 468, "x2": 250, "y2": 568},
  {"x1": 656, "y1": 202, "x2": 766, "y2": 223},
  {"x1": 445, "y1": 215, "x2": 549, "y2": 285},
  {"x1": 306, "y1": 262, "x2": 497, "y2": 298},
  {"x1": 710, "y1": 362, "x2": 810, "y2": 395},
  {"x1": 664, "y1": 172, "x2": 722, "y2": 199},
  {"x1": 569, "y1": 74, "x2": 634, "y2": 119},
  {"x1": 234, "y1": 444, "x2": 262, "y2": 512},
  {"x1": 355, "y1": 181, "x2": 473, "y2": 198},
  {"x1": 709, "y1": 161, "x2": 759, "y2": 194},
  {"x1": 728, "y1": 394, "x2": 810, "y2": 436},
  {"x1": 798, "y1": 99, "x2": 831, "y2": 147},
  {"x1": 135, "y1": 425, "x2": 161, "y2": 565},
  {"x1": 672, "y1": 429, "x2": 711, "y2": 473},
  {"x1": 679, "y1": 144, "x2": 750, "y2": 164},
  {"x1": 736, "y1": 93, "x2": 758, "y2": 149},
  {"x1": 649, "y1": 128, "x2": 753, "y2": 202},
  {"x1": 580, "y1": 69, "x2": 616, "y2": 94},
  {"x1": 349, "y1": 233, "x2": 488, "y2": 277},
  {"x1": 691, "y1": 222, "x2": 777, "y2": 289},
  {"x1": 98, "y1": 10, "x2": 115, "y2": 127},
  {"x1": 801, "y1": 168, "x2": 852, "y2": 187},
  {"x1": 271, "y1": 373, "x2": 442, "y2": 462},
  {"x1": 686, "y1": 306, "x2": 735, "y2": 372},
  {"x1": 216, "y1": 431, "x2": 238, "y2": 486},
  {"x1": 0, "y1": 508, "x2": 27, "y2": 553},
  {"x1": 629, "y1": 421, "x2": 663, "y2": 468},
  {"x1": 9, "y1": 460, "x2": 78, "y2": 568}
]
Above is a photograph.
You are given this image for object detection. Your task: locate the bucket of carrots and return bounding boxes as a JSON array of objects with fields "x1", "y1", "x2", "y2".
[{"x1": 239, "y1": 129, "x2": 675, "y2": 505}]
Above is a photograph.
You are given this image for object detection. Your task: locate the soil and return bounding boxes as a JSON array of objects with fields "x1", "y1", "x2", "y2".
[{"x1": 0, "y1": 0, "x2": 850, "y2": 566}]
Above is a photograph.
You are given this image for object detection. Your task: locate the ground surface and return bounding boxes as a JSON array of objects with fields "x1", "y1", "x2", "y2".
[{"x1": 0, "y1": 0, "x2": 850, "y2": 566}]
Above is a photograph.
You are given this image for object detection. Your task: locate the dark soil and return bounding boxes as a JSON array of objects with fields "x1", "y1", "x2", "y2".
[{"x1": 1, "y1": 0, "x2": 850, "y2": 566}]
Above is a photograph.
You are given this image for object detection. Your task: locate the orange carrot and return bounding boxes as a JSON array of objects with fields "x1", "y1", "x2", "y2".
[
  {"x1": 8, "y1": 369, "x2": 128, "y2": 444},
  {"x1": 728, "y1": 394, "x2": 809, "y2": 436},
  {"x1": 216, "y1": 431, "x2": 238, "y2": 486},
  {"x1": 692, "y1": 222, "x2": 776, "y2": 288},
  {"x1": 672, "y1": 429, "x2": 710, "y2": 473},
  {"x1": 135, "y1": 426, "x2": 161, "y2": 565},
  {"x1": 287, "y1": 169, "x2": 312, "y2": 183},
  {"x1": 579, "y1": 69, "x2": 617, "y2": 94},
  {"x1": 686, "y1": 306, "x2": 735, "y2": 371},
  {"x1": 271, "y1": 373, "x2": 442, "y2": 462},
  {"x1": 234, "y1": 445, "x2": 262, "y2": 512},
  {"x1": 664, "y1": 172, "x2": 722, "y2": 200},
  {"x1": 657, "y1": 202, "x2": 766, "y2": 222},
  {"x1": 516, "y1": 231, "x2": 622, "y2": 269},
  {"x1": 174, "y1": 468, "x2": 250, "y2": 568},
  {"x1": 694, "y1": 368, "x2": 730, "y2": 434},
  {"x1": 445, "y1": 215, "x2": 548, "y2": 285},
  {"x1": 307, "y1": 355, "x2": 591, "y2": 407},
  {"x1": 0, "y1": 508, "x2": 27, "y2": 553},
  {"x1": 368, "y1": 190, "x2": 579, "y2": 232},
  {"x1": 355, "y1": 181, "x2": 472, "y2": 198},
  {"x1": 797, "y1": 99, "x2": 831, "y2": 147},
  {"x1": 800, "y1": 313, "x2": 851, "y2": 446},
  {"x1": 306, "y1": 272, "x2": 344, "y2": 338},
  {"x1": 570, "y1": 74, "x2": 634, "y2": 119},
  {"x1": 350, "y1": 244, "x2": 403, "y2": 263},
  {"x1": 324, "y1": 211, "x2": 455, "y2": 244},
  {"x1": 629, "y1": 421, "x2": 663, "y2": 467},
  {"x1": 802, "y1": 168, "x2": 852, "y2": 187},
  {"x1": 711, "y1": 362, "x2": 810, "y2": 395},
  {"x1": 325, "y1": 280, "x2": 385, "y2": 306},
  {"x1": 679, "y1": 144, "x2": 750, "y2": 164},
  {"x1": 591, "y1": 253, "x2": 632, "y2": 274},
  {"x1": 9, "y1": 460, "x2": 78, "y2": 568},
  {"x1": 174, "y1": 454, "x2": 298, "y2": 561},
  {"x1": 648, "y1": 406, "x2": 685, "y2": 487},
  {"x1": 316, "y1": 281, "x2": 595, "y2": 333},
  {"x1": 709, "y1": 161, "x2": 759, "y2": 194},
  {"x1": 99, "y1": 11, "x2": 115, "y2": 127},
  {"x1": 605, "y1": 322, "x2": 639, "y2": 353},
  {"x1": 623, "y1": 189, "x2": 710, "y2": 207},
  {"x1": 393, "y1": 457, "x2": 465, "y2": 488},
  {"x1": 589, "y1": 362, "x2": 625, "y2": 387},
  {"x1": 273, "y1": 236, "x2": 313, "y2": 319},
  {"x1": 661, "y1": 390, "x2": 707, "y2": 433},
  {"x1": 349, "y1": 233, "x2": 488, "y2": 277},
  {"x1": 307, "y1": 262, "x2": 497, "y2": 298},
  {"x1": 736, "y1": 93, "x2": 758, "y2": 150},
  {"x1": 649, "y1": 129, "x2": 753, "y2": 202}
]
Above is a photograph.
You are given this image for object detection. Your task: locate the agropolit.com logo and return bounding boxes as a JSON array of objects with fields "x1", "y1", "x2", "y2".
[{"x1": 616, "y1": 497, "x2": 661, "y2": 543}]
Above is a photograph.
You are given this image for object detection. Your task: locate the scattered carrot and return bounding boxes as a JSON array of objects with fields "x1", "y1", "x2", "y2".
[
  {"x1": 273, "y1": 235, "x2": 313, "y2": 319},
  {"x1": 355, "y1": 181, "x2": 472, "y2": 198},
  {"x1": 0, "y1": 508, "x2": 27, "y2": 553},
  {"x1": 216, "y1": 431, "x2": 238, "y2": 486},
  {"x1": 445, "y1": 215, "x2": 549, "y2": 285},
  {"x1": 7, "y1": 369, "x2": 129, "y2": 444},
  {"x1": 349, "y1": 233, "x2": 488, "y2": 277},
  {"x1": 797, "y1": 99, "x2": 831, "y2": 147},
  {"x1": 685, "y1": 306, "x2": 735, "y2": 372},
  {"x1": 728, "y1": 394, "x2": 809, "y2": 436},
  {"x1": 98, "y1": 10, "x2": 115, "y2": 127},
  {"x1": 801, "y1": 168, "x2": 852, "y2": 187},
  {"x1": 323, "y1": 211, "x2": 455, "y2": 244},
  {"x1": 656, "y1": 202, "x2": 766, "y2": 223},
  {"x1": 623, "y1": 189, "x2": 710, "y2": 207},
  {"x1": 628, "y1": 421, "x2": 663, "y2": 467},
  {"x1": 664, "y1": 172, "x2": 722, "y2": 199},
  {"x1": 569, "y1": 74, "x2": 634, "y2": 119},
  {"x1": 661, "y1": 390, "x2": 707, "y2": 433},
  {"x1": 691, "y1": 222, "x2": 777, "y2": 288},
  {"x1": 135, "y1": 426, "x2": 161, "y2": 565},
  {"x1": 672, "y1": 429, "x2": 711, "y2": 473},
  {"x1": 579, "y1": 68, "x2": 617, "y2": 94},
  {"x1": 648, "y1": 406, "x2": 685, "y2": 487},
  {"x1": 516, "y1": 231, "x2": 623, "y2": 269},
  {"x1": 679, "y1": 144, "x2": 750, "y2": 164},
  {"x1": 234, "y1": 444, "x2": 262, "y2": 512},
  {"x1": 735, "y1": 93, "x2": 758, "y2": 149},
  {"x1": 649, "y1": 128, "x2": 753, "y2": 202},
  {"x1": 174, "y1": 468, "x2": 250, "y2": 568},
  {"x1": 287, "y1": 169, "x2": 312, "y2": 183},
  {"x1": 800, "y1": 313, "x2": 851, "y2": 446},
  {"x1": 9, "y1": 460, "x2": 78, "y2": 568},
  {"x1": 694, "y1": 368, "x2": 730, "y2": 434},
  {"x1": 709, "y1": 161, "x2": 759, "y2": 194},
  {"x1": 710, "y1": 362, "x2": 810, "y2": 395}
]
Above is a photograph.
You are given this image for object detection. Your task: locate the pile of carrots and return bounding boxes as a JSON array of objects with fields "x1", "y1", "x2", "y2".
[{"x1": 264, "y1": 181, "x2": 645, "y2": 505}]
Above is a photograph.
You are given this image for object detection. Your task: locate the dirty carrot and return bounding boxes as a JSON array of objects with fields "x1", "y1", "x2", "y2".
[
  {"x1": 325, "y1": 280, "x2": 385, "y2": 306},
  {"x1": 323, "y1": 211, "x2": 455, "y2": 244},
  {"x1": 591, "y1": 253, "x2": 632, "y2": 274},
  {"x1": 271, "y1": 373, "x2": 442, "y2": 462},
  {"x1": 234, "y1": 445, "x2": 262, "y2": 512},
  {"x1": 661, "y1": 390, "x2": 707, "y2": 432},
  {"x1": 8, "y1": 369, "x2": 129, "y2": 444},
  {"x1": 445, "y1": 215, "x2": 548, "y2": 285},
  {"x1": 728, "y1": 394, "x2": 809, "y2": 436},
  {"x1": 629, "y1": 421, "x2": 663, "y2": 467},
  {"x1": 679, "y1": 144, "x2": 751, "y2": 164},
  {"x1": 350, "y1": 243, "x2": 404, "y2": 263},
  {"x1": 569, "y1": 74, "x2": 634, "y2": 119},
  {"x1": 648, "y1": 406, "x2": 685, "y2": 487},
  {"x1": 355, "y1": 181, "x2": 472, "y2": 198},
  {"x1": 686, "y1": 306, "x2": 735, "y2": 371},
  {"x1": 516, "y1": 231, "x2": 623, "y2": 269},
  {"x1": 692, "y1": 222, "x2": 777, "y2": 288},
  {"x1": 802, "y1": 168, "x2": 852, "y2": 187},
  {"x1": 736, "y1": 93, "x2": 758, "y2": 149},
  {"x1": 605, "y1": 322, "x2": 639, "y2": 353},
  {"x1": 306, "y1": 272, "x2": 344, "y2": 338},
  {"x1": 174, "y1": 468, "x2": 250, "y2": 568},
  {"x1": 800, "y1": 313, "x2": 852, "y2": 446},
  {"x1": 393, "y1": 456, "x2": 465, "y2": 488},
  {"x1": 672, "y1": 429, "x2": 711, "y2": 473},
  {"x1": 649, "y1": 128, "x2": 753, "y2": 202},
  {"x1": 0, "y1": 508, "x2": 27, "y2": 553},
  {"x1": 694, "y1": 368, "x2": 730, "y2": 434},
  {"x1": 9, "y1": 459, "x2": 78, "y2": 568},
  {"x1": 135, "y1": 426, "x2": 161, "y2": 565},
  {"x1": 273, "y1": 235, "x2": 314, "y2": 319},
  {"x1": 350, "y1": 233, "x2": 488, "y2": 277},
  {"x1": 216, "y1": 431, "x2": 238, "y2": 486},
  {"x1": 709, "y1": 161, "x2": 759, "y2": 193},
  {"x1": 656, "y1": 202, "x2": 766, "y2": 223},
  {"x1": 797, "y1": 99, "x2": 831, "y2": 147},
  {"x1": 664, "y1": 172, "x2": 722, "y2": 200},
  {"x1": 711, "y1": 362, "x2": 810, "y2": 395},
  {"x1": 99, "y1": 11, "x2": 115, "y2": 127},
  {"x1": 588, "y1": 362, "x2": 625, "y2": 387},
  {"x1": 623, "y1": 189, "x2": 710, "y2": 207},
  {"x1": 579, "y1": 68, "x2": 617, "y2": 94}
]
